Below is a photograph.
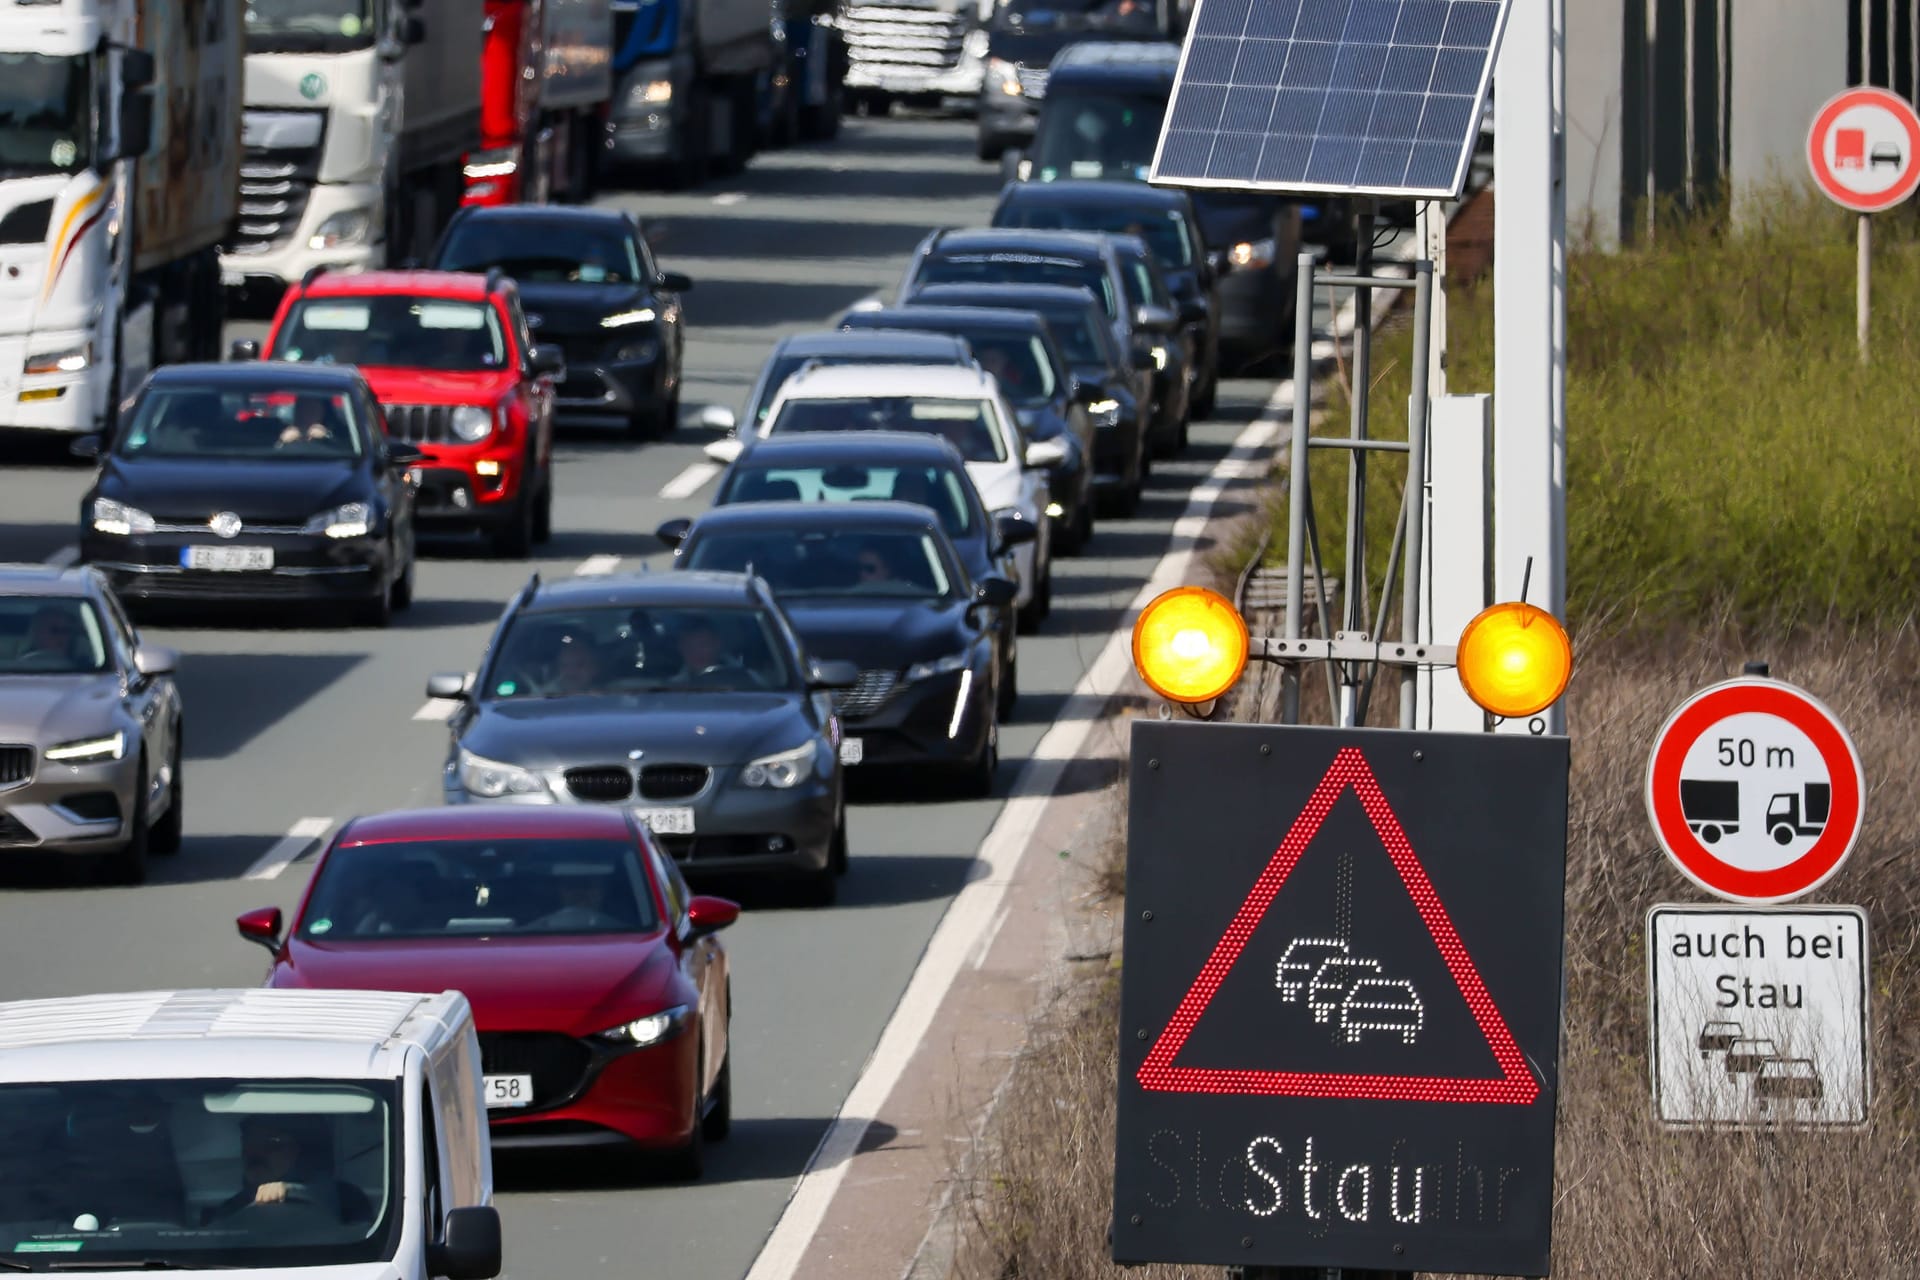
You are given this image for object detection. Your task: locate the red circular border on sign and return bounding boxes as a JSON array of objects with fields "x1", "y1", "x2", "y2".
[
  {"x1": 1808, "y1": 87, "x2": 1920, "y2": 213},
  {"x1": 1648, "y1": 683, "x2": 1864, "y2": 902}
]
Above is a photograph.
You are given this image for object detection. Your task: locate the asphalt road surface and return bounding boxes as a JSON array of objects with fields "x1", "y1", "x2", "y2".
[{"x1": 0, "y1": 117, "x2": 1364, "y2": 1278}]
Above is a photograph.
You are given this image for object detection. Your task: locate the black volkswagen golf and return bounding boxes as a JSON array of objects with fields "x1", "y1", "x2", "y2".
[
  {"x1": 429, "y1": 204, "x2": 693, "y2": 438},
  {"x1": 671, "y1": 501, "x2": 1015, "y2": 797},
  {"x1": 73, "y1": 363, "x2": 422, "y2": 627}
]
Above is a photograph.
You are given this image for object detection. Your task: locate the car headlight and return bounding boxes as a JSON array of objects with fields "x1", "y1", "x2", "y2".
[
  {"x1": 595, "y1": 1003, "x2": 691, "y2": 1047},
  {"x1": 988, "y1": 56, "x2": 1020, "y2": 95},
  {"x1": 1230, "y1": 237, "x2": 1277, "y2": 269},
  {"x1": 303, "y1": 502, "x2": 372, "y2": 539},
  {"x1": 91, "y1": 498, "x2": 156, "y2": 536},
  {"x1": 1150, "y1": 345, "x2": 1168, "y2": 370},
  {"x1": 601, "y1": 308, "x2": 657, "y2": 328},
  {"x1": 450, "y1": 405, "x2": 493, "y2": 443},
  {"x1": 308, "y1": 208, "x2": 373, "y2": 250},
  {"x1": 455, "y1": 749, "x2": 548, "y2": 798},
  {"x1": 632, "y1": 77, "x2": 672, "y2": 106},
  {"x1": 907, "y1": 650, "x2": 972, "y2": 682},
  {"x1": 25, "y1": 341, "x2": 91, "y2": 376},
  {"x1": 742, "y1": 741, "x2": 817, "y2": 789},
  {"x1": 1087, "y1": 398, "x2": 1121, "y2": 427},
  {"x1": 45, "y1": 731, "x2": 125, "y2": 764}
]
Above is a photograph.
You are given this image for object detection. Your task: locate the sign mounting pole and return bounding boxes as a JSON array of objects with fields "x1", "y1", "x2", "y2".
[{"x1": 1858, "y1": 212, "x2": 1871, "y2": 363}]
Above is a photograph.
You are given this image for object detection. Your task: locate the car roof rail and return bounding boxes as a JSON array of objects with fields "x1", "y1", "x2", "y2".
[
  {"x1": 299, "y1": 265, "x2": 328, "y2": 290},
  {"x1": 484, "y1": 267, "x2": 506, "y2": 296}
]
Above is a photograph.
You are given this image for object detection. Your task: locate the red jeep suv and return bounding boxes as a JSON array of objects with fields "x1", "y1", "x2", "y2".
[{"x1": 234, "y1": 268, "x2": 560, "y2": 557}]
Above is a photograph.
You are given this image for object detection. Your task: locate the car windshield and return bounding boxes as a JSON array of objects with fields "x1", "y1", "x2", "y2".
[
  {"x1": 917, "y1": 253, "x2": 1118, "y2": 319},
  {"x1": 117, "y1": 386, "x2": 367, "y2": 461},
  {"x1": 751, "y1": 351, "x2": 960, "y2": 424},
  {"x1": 271, "y1": 297, "x2": 511, "y2": 372},
  {"x1": 717, "y1": 462, "x2": 977, "y2": 539},
  {"x1": 1031, "y1": 90, "x2": 1166, "y2": 182},
  {"x1": 998, "y1": 202, "x2": 1193, "y2": 267},
  {"x1": 0, "y1": 1079, "x2": 398, "y2": 1269},
  {"x1": 1031, "y1": 305, "x2": 1108, "y2": 365},
  {"x1": 434, "y1": 220, "x2": 642, "y2": 284},
  {"x1": 483, "y1": 605, "x2": 794, "y2": 698},
  {"x1": 244, "y1": 0, "x2": 377, "y2": 53},
  {"x1": 0, "y1": 53, "x2": 91, "y2": 175},
  {"x1": 951, "y1": 333, "x2": 1057, "y2": 405},
  {"x1": 299, "y1": 837, "x2": 660, "y2": 939},
  {"x1": 685, "y1": 527, "x2": 955, "y2": 598},
  {"x1": 1117, "y1": 252, "x2": 1172, "y2": 307},
  {"x1": 767, "y1": 396, "x2": 1008, "y2": 462},
  {"x1": 0, "y1": 597, "x2": 110, "y2": 675}
]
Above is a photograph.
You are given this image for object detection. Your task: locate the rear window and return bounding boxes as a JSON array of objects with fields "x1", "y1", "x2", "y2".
[
  {"x1": 717, "y1": 462, "x2": 976, "y2": 538},
  {"x1": 750, "y1": 351, "x2": 962, "y2": 424},
  {"x1": 916, "y1": 252, "x2": 1118, "y2": 320},
  {"x1": 766, "y1": 396, "x2": 1008, "y2": 463},
  {"x1": 996, "y1": 201, "x2": 1194, "y2": 267}
]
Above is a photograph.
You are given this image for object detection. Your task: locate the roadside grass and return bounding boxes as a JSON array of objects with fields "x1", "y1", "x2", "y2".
[
  {"x1": 1249, "y1": 185, "x2": 1920, "y2": 636},
  {"x1": 942, "y1": 626, "x2": 1920, "y2": 1279}
]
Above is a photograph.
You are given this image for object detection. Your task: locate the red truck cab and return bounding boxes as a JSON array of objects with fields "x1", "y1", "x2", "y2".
[
  {"x1": 236, "y1": 268, "x2": 561, "y2": 558},
  {"x1": 465, "y1": 0, "x2": 617, "y2": 207}
]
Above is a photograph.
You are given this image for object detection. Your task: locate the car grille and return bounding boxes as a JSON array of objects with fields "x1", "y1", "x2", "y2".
[
  {"x1": 843, "y1": 2, "x2": 969, "y2": 73},
  {"x1": 638, "y1": 764, "x2": 708, "y2": 801},
  {"x1": 565, "y1": 766, "x2": 634, "y2": 802},
  {"x1": 0, "y1": 745, "x2": 32, "y2": 789},
  {"x1": 227, "y1": 139, "x2": 325, "y2": 255},
  {"x1": 833, "y1": 669, "x2": 901, "y2": 719},
  {"x1": 0, "y1": 813, "x2": 36, "y2": 847},
  {"x1": 1014, "y1": 66, "x2": 1048, "y2": 97},
  {"x1": 383, "y1": 404, "x2": 458, "y2": 444},
  {"x1": 478, "y1": 1032, "x2": 594, "y2": 1109}
]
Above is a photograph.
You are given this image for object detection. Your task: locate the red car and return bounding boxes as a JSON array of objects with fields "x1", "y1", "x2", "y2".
[
  {"x1": 232, "y1": 268, "x2": 562, "y2": 558},
  {"x1": 234, "y1": 805, "x2": 737, "y2": 1176}
]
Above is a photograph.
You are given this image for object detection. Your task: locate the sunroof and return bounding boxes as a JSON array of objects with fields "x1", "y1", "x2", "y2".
[{"x1": 1149, "y1": 0, "x2": 1510, "y2": 199}]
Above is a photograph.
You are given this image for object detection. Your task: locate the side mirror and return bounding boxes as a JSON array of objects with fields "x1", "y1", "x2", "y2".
[
  {"x1": 1178, "y1": 297, "x2": 1207, "y2": 325},
  {"x1": 809, "y1": 658, "x2": 861, "y2": 689},
  {"x1": 530, "y1": 344, "x2": 565, "y2": 377},
  {"x1": 655, "y1": 517, "x2": 692, "y2": 549},
  {"x1": 1023, "y1": 438, "x2": 1069, "y2": 470},
  {"x1": 1069, "y1": 378, "x2": 1105, "y2": 406},
  {"x1": 685, "y1": 894, "x2": 741, "y2": 938},
  {"x1": 704, "y1": 437, "x2": 744, "y2": 463},
  {"x1": 229, "y1": 337, "x2": 260, "y2": 362},
  {"x1": 236, "y1": 907, "x2": 284, "y2": 954},
  {"x1": 974, "y1": 575, "x2": 1018, "y2": 609},
  {"x1": 1133, "y1": 304, "x2": 1178, "y2": 333},
  {"x1": 386, "y1": 441, "x2": 426, "y2": 467},
  {"x1": 70, "y1": 435, "x2": 101, "y2": 460},
  {"x1": 426, "y1": 671, "x2": 471, "y2": 700},
  {"x1": 1207, "y1": 248, "x2": 1233, "y2": 277},
  {"x1": 657, "y1": 270, "x2": 693, "y2": 293},
  {"x1": 994, "y1": 513, "x2": 1039, "y2": 548},
  {"x1": 133, "y1": 644, "x2": 178, "y2": 677},
  {"x1": 116, "y1": 91, "x2": 154, "y2": 160},
  {"x1": 120, "y1": 49, "x2": 156, "y2": 90},
  {"x1": 1130, "y1": 347, "x2": 1156, "y2": 371},
  {"x1": 699, "y1": 403, "x2": 738, "y2": 433},
  {"x1": 427, "y1": 1206, "x2": 502, "y2": 1280}
]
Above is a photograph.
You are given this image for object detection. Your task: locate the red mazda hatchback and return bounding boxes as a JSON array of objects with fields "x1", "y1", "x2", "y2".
[{"x1": 234, "y1": 806, "x2": 737, "y2": 1176}]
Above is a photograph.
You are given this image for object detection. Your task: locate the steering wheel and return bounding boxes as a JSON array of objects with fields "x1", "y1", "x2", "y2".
[{"x1": 221, "y1": 1193, "x2": 337, "y2": 1235}]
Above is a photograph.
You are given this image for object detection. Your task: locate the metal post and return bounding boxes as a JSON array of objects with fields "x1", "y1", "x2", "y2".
[
  {"x1": 1858, "y1": 212, "x2": 1871, "y2": 364},
  {"x1": 1420, "y1": 198, "x2": 1448, "y2": 398},
  {"x1": 1339, "y1": 206, "x2": 1375, "y2": 726},
  {"x1": 1399, "y1": 262, "x2": 1433, "y2": 730},
  {"x1": 1280, "y1": 251, "x2": 1316, "y2": 727}
]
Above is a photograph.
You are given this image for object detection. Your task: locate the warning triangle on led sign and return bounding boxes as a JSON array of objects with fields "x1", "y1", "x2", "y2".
[{"x1": 1137, "y1": 747, "x2": 1539, "y2": 1105}]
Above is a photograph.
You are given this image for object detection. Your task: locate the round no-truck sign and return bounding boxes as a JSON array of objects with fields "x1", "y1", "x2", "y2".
[
  {"x1": 1646, "y1": 678, "x2": 1865, "y2": 905},
  {"x1": 1808, "y1": 87, "x2": 1920, "y2": 212}
]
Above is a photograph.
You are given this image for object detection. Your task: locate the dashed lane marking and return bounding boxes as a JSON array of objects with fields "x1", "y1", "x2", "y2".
[
  {"x1": 243, "y1": 817, "x2": 333, "y2": 881},
  {"x1": 659, "y1": 461, "x2": 722, "y2": 500},
  {"x1": 575, "y1": 554, "x2": 623, "y2": 575},
  {"x1": 413, "y1": 700, "x2": 460, "y2": 722},
  {"x1": 44, "y1": 545, "x2": 78, "y2": 568}
]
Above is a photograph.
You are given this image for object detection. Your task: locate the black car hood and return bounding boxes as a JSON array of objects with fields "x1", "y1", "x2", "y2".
[
  {"x1": 517, "y1": 281, "x2": 653, "y2": 342},
  {"x1": 461, "y1": 690, "x2": 811, "y2": 768},
  {"x1": 95, "y1": 457, "x2": 366, "y2": 525},
  {"x1": 780, "y1": 597, "x2": 976, "y2": 669}
]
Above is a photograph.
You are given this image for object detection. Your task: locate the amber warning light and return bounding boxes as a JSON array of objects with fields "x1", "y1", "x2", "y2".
[{"x1": 1129, "y1": 588, "x2": 1572, "y2": 719}]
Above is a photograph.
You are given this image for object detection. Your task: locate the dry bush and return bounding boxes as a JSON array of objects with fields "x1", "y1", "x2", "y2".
[{"x1": 940, "y1": 624, "x2": 1920, "y2": 1280}]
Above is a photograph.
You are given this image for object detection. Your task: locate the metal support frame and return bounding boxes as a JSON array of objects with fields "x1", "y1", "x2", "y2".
[{"x1": 1276, "y1": 252, "x2": 1437, "y2": 733}]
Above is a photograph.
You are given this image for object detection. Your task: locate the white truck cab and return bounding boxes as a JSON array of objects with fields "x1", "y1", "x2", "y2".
[{"x1": 0, "y1": 988, "x2": 501, "y2": 1280}]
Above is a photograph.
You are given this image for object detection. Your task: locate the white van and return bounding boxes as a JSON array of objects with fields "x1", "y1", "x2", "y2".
[{"x1": 0, "y1": 988, "x2": 501, "y2": 1280}]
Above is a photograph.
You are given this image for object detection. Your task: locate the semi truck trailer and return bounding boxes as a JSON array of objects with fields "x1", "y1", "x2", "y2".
[
  {"x1": 605, "y1": 0, "x2": 776, "y2": 186},
  {"x1": 465, "y1": 0, "x2": 616, "y2": 206},
  {"x1": 222, "y1": 0, "x2": 483, "y2": 297},
  {"x1": 0, "y1": 0, "x2": 241, "y2": 434}
]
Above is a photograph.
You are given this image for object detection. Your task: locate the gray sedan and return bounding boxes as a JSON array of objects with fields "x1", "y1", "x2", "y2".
[{"x1": 0, "y1": 566, "x2": 183, "y2": 884}]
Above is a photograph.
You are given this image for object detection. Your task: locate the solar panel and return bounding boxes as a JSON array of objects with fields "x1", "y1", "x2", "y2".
[{"x1": 1148, "y1": 0, "x2": 1511, "y2": 199}]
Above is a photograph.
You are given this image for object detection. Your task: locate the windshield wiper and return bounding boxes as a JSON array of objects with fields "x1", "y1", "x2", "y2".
[
  {"x1": 0, "y1": 1257, "x2": 32, "y2": 1271},
  {"x1": 47, "y1": 1261, "x2": 228, "y2": 1271}
]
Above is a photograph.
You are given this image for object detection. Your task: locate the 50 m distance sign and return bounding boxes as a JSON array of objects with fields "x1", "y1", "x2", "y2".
[{"x1": 1113, "y1": 722, "x2": 1569, "y2": 1278}]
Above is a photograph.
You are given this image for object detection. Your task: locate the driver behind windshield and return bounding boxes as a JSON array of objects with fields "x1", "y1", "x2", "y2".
[{"x1": 206, "y1": 1116, "x2": 370, "y2": 1226}]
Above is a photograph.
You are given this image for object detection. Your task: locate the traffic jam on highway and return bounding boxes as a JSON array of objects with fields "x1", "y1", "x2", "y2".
[{"x1": 0, "y1": 0, "x2": 1385, "y2": 1274}]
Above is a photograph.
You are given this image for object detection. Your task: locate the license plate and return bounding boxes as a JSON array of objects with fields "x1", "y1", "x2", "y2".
[
  {"x1": 182, "y1": 545, "x2": 272, "y2": 571},
  {"x1": 635, "y1": 807, "x2": 695, "y2": 835},
  {"x1": 840, "y1": 738, "x2": 864, "y2": 765},
  {"x1": 483, "y1": 1075, "x2": 533, "y2": 1109}
]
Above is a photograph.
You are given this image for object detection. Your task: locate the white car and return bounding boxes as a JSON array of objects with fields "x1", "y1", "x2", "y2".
[{"x1": 706, "y1": 363, "x2": 1063, "y2": 626}]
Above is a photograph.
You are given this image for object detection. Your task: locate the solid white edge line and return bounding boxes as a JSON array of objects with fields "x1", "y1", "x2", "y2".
[
  {"x1": 44, "y1": 545, "x2": 79, "y2": 569},
  {"x1": 738, "y1": 398, "x2": 1290, "y2": 1280},
  {"x1": 660, "y1": 462, "x2": 723, "y2": 501},
  {"x1": 575, "y1": 554, "x2": 624, "y2": 576},
  {"x1": 242, "y1": 817, "x2": 333, "y2": 881}
]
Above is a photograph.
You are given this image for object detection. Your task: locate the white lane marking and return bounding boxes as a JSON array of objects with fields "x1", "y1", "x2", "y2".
[
  {"x1": 659, "y1": 461, "x2": 722, "y2": 500},
  {"x1": 712, "y1": 192, "x2": 747, "y2": 206},
  {"x1": 739, "y1": 393, "x2": 1291, "y2": 1280},
  {"x1": 413, "y1": 699, "x2": 460, "y2": 722},
  {"x1": 43, "y1": 545, "x2": 79, "y2": 568},
  {"x1": 243, "y1": 817, "x2": 333, "y2": 881},
  {"x1": 968, "y1": 904, "x2": 1012, "y2": 972},
  {"x1": 575, "y1": 554, "x2": 623, "y2": 576}
]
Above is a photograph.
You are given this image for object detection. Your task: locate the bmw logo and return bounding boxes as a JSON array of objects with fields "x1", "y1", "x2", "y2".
[{"x1": 209, "y1": 512, "x2": 242, "y2": 539}]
